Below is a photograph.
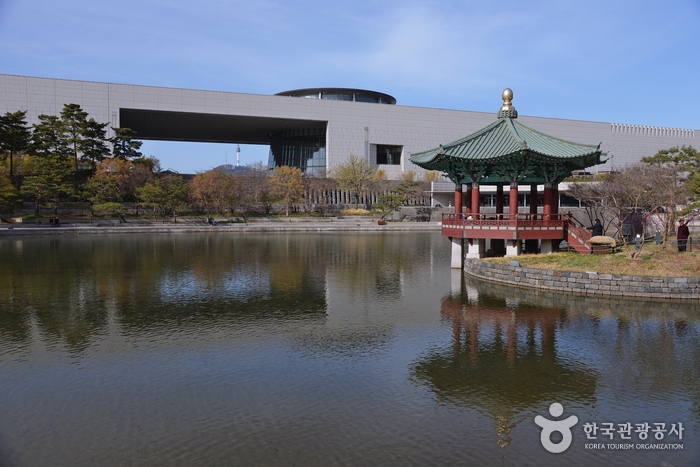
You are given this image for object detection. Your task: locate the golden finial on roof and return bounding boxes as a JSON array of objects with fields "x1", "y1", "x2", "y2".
[{"x1": 498, "y1": 88, "x2": 517, "y2": 118}]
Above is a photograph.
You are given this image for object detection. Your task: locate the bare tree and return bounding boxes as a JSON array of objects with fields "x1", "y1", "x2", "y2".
[
  {"x1": 567, "y1": 181, "x2": 617, "y2": 232},
  {"x1": 245, "y1": 161, "x2": 275, "y2": 215},
  {"x1": 569, "y1": 164, "x2": 689, "y2": 258},
  {"x1": 189, "y1": 170, "x2": 234, "y2": 223},
  {"x1": 270, "y1": 166, "x2": 303, "y2": 216},
  {"x1": 334, "y1": 154, "x2": 379, "y2": 206},
  {"x1": 302, "y1": 175, "x2": 337, "y2": 215}
]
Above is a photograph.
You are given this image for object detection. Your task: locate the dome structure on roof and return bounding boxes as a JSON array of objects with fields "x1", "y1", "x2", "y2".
[{"x1": 275, "y1": 88, "x2": 396, "y2": 105}]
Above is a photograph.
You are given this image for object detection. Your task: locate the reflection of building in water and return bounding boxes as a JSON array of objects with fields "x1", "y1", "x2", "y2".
[{"x1": 411, "y1": 291, "x2": 597, "y2": 448}]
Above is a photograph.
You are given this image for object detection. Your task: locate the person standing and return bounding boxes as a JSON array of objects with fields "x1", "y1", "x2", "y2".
[
  {"x1": 677, "y1": 218, "x2": 690, "y2": 252},
  {"x1": 587, "y1": 219, "x2": 603, "y2": 237}
]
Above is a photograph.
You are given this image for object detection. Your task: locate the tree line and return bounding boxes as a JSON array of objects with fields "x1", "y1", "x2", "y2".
[{"x1": 0, "y1": 105, "x2": 429, "y2": 221}]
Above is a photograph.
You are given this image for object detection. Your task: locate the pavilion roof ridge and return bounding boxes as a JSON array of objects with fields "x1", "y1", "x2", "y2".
[
  {"x1": 511, "y1": 118, "x2": 602, "y2": 151},
  {"x1": 505, "y1": 117, "x2": 528, "y2": 150}
]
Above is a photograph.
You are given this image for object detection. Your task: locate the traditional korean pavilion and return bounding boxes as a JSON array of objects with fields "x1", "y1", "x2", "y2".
[{"x1": 410, "y1": 89, "x2": 608, "y2": 267}]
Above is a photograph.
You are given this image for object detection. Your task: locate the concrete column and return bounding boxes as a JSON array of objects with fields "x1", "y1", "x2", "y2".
[
  {"x1": 540, "y1": 240, "x2": 554, "y2": 254},
  {"x1": 471, "y1": 183, "x2": 480, "y2": 218},
  {"x1": 509, "y1": 182, "x2": 519, "y2": 220},
  {"x1": 451, "y1": 237, "x2": 464, "y2": 268},
  {"x1": 454, "y1": 185, "x2": 462, "y2": 215},
  {"x1": 506, "y1": 239, "x2": 522, "y2": 257},
  {"x1": 467, "y1": 238, "x2": 485, "y2": 258}
]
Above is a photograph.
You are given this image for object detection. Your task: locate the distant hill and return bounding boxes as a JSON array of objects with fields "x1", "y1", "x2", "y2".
[{"x1": 212, "y1": 164, "x2": 253, "y2": 175}]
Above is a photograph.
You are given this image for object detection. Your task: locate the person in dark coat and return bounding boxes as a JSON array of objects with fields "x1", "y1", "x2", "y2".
[
  {"x1": 587, "y1": 219, "x2": 603, "y2": 237},
  {"x1": 677, "y1": 218, "x2": 690, "y2": 252}
]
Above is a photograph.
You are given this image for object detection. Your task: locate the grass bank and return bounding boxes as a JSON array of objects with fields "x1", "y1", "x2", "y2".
[{"x1": 485, "y1": 244, "x2": 700, "y2": 277}]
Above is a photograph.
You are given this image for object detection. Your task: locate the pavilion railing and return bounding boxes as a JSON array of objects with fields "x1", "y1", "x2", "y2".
[{"x1": 441, "y1": 213, "x2": 566, "y2": 229}]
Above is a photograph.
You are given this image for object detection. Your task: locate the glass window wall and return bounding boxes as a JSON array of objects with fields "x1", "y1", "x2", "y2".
[{"x1": 268, "y1": 127, "x2": 326, "y2": 177}]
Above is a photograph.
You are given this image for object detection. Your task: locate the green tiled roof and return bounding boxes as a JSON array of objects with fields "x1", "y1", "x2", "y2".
[{"x1": 410, "y1": 112, "x2": 607, "y2": 185}]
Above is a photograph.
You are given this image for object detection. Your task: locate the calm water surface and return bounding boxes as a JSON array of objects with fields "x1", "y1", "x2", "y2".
[{"x1": 0, "y1": 232, "x2": 698, "y2": 467}]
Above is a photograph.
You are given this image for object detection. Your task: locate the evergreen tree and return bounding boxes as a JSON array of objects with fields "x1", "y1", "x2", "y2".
[
  {"x1": 0, "y1": 173, "x2": 21, "y2": 215},
  {"x1": 110, "y1": 127, "x2": 143, "y2": 160},
  {"x1": 642, "y1": 145, "x2": 700, "y2": 195},
  {"x1": 60, "y1": 103, "x2": 89, "y2": 176},
  {"x1": 0, "y1": 110, "x2": 31, "y2": 178},
  {"x1": 31, "y1": 115, "x2": 69, "y2": 159},
  {"x1": 20, "y1": 153, "x2": 73, "y2": 218},
  {"x1": 81, "y1": 118, "x2": 110, "y2": 170},
  {"x1": 137, "y1": 175, "x2": 189, "y2": 222}
]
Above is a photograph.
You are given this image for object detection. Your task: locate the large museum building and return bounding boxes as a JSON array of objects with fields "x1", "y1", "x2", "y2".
[{"x1": 0, "y1": 74, "x2": 696, "y2": 183}]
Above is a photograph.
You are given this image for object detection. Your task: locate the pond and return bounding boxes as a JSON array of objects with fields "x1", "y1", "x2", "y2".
[{"x1": 0, "y1": 232, "x2": 698, "y2": 466}]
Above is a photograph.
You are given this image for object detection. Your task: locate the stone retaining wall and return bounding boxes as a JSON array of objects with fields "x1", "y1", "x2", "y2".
[
  {"x1": 465, "y1": 258, "x2": 700, "y2": 300},
  {"x1": 0, "y1": 221, "x2": 441, "y2": 237}
]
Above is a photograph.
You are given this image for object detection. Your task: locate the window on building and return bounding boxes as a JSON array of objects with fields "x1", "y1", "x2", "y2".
[
  {"x1": 322, "y1": 93, "x2": 352, "y2": 101},
  {"x1": 376, "y1": 145, "x2": 402, "y2": 165},
  {"x1": 560, "y1": 193, "x2": 581, "y2": 207},
  {"x1": 355, "y1": 95, "x2": 377, "y2": 103},
  {"x1": 479, "y1": 194, "x2": 495, "y2": 207}
]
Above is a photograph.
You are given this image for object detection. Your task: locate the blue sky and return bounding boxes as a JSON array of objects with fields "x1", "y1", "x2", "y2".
[{"x1": 1, "y1": 0, "x2": 699, "y2": 173}]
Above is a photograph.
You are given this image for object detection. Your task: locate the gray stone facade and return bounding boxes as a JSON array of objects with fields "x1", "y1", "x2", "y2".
[
  {"x1": 1, "y1": 74, "x2": 697, "y2": 180},
  {"x1": 465, "y1": 258, "x2": 700, "y2": 299}
]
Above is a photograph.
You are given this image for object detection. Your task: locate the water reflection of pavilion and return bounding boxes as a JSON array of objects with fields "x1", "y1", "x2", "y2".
[{"x1": 411, "y1": 284, "x2": 597, "y2": 447}]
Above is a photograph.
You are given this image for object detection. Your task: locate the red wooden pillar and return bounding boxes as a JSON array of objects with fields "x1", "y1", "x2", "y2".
[
  {"x1": 454, "y1": 184, "x2": 462, "y2": 215},
  {"x1": 551, "y1": 184, "x2": 559, "y2": 216},
  {"x1": 465, "y1": 186, "x2": 473, "y2": 214},
  {"x1": 530, "y1": 184, "x2": 538, "y2": 216},
  {"x1": 496, "y1": 184, "x2": 504, "y2": 219},
  {"x1": 543, "y1": 183, "x2": 553, "y2": 219},
  {"x1": 471, "y1": 183, "x2": 480, "y2": 218},
  {"x1": 509, "y1": 182, "x2": 518, "y2": 220}
]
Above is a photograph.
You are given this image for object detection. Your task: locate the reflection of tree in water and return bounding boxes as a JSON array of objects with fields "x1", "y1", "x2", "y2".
[
  {"x1": 0, "y1": 238, "x2": 108, "y2": 353},
  {"x1": 328, "y1": 233, "x2": 435, "y2": 299},
  {"x1": 0, "y1": 234, "x2": 330, "y2": 352},
  {"x1": 0, "y1": 233, "x2": 441, "y2": 354},
  {"x1": 411, "y1": 290, "x2": 597, "y2": 447}
]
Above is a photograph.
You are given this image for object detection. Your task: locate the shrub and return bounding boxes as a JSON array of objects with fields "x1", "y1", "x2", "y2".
[{"x1": 340, "y1": 208, "x2": 370, "y2": 216}]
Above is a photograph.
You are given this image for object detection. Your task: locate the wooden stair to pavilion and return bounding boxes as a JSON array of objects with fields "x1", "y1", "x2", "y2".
[{"x1": 563, "y1": 216, "x2": 593, "y2": 254}]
